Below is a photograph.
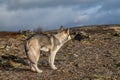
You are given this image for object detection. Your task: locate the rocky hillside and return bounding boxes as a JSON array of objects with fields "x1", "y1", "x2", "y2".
[{"x1": 0, "y1": 25, "x2": 120, "y2": 80}]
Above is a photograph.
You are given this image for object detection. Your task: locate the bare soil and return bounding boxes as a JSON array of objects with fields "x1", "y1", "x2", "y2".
[{"x1": 0, "y1": 25, "x2": 120, "y2": 80}]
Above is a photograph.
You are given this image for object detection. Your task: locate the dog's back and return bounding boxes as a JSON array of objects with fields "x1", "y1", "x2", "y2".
[{"x1": 25, "y1": 34, "x2": 52, "y2": 53}]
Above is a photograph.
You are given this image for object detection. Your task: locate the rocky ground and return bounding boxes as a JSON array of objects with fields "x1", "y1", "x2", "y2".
[{"x1": 0, "y1": 25, "x2": 120, "y2": 80}]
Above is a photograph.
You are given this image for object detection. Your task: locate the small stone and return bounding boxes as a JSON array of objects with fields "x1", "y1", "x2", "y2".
[
  {"x1": 116, "y1": 63, "x2": 120, "y2": 67},
  {"x1": 73, "y1": 54, "x2": 78, "y2": 58}
]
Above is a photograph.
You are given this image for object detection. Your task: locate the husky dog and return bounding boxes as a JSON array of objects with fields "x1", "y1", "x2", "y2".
[{"x1": 25, "y1": 27, "x2": 71, "y2": 73}]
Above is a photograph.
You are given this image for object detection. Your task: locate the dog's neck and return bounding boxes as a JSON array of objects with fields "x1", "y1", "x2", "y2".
[{"x1": 54, "y1": 33, "x2": 67, "y2": 44}]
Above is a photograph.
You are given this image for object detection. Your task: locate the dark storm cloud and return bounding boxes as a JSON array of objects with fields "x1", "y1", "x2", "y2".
[
  {"x1": 0, "y1": 0, "x2": 120, "y2": 31},
  {"x1": 1, "y1": 0, "x2": 101, "y2": 10}
]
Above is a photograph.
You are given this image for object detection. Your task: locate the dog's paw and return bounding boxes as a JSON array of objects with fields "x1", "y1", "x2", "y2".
[
  {"x1": 51, "y1": 65, "x2": 57, "y2": 70},
  {"x1": 37, "y1": 69, "x2": 43, "y2": 73},
  {"x1": 31, "y1": 67, "x2": 36, "y2": 72}
]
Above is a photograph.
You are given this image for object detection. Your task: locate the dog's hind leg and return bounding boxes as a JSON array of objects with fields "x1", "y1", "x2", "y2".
[
  {"x1": 28, "y1": 47, "x2": 42, "y2": 73},
  {"x1": 33, "y1": 49, "x2": 43, "y2": 73}
]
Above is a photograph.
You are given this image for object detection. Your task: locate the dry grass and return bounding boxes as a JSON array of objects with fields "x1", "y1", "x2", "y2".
[
  {"x1": 110, "y1": 26, "x2": 120, "y2": 33},
  {"x1": 0, "y1": 25, "x2": 120, "y2": 80}
]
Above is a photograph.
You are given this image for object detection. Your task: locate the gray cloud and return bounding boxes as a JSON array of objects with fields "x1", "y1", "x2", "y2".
[
  {"x1": 0, "y1": 0, "x2": 120, "y2": 31},
  {"x1": 100, "y1": 0, "x2": 120, "y2": 11},
  {"x1": 1, "y1": 0, "x2": 101, "y2": 10}
]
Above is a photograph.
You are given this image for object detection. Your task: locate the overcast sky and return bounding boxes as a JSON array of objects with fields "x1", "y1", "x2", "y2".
[{"x1": 0, "y1": 0, "x2": 120, "y2": 31}]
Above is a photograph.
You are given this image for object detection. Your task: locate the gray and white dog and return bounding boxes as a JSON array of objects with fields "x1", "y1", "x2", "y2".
[{"x1": 25, "y1": 27, "x2": 71, "y2": 73}]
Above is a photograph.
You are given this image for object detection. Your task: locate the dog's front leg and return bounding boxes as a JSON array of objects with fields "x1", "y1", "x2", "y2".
[{"x1": 49, "y1": 50, "x2": 57, "y2": 70}]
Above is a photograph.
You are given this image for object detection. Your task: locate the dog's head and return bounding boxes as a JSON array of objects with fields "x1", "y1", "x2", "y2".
[{"x1": 57, "y1": 27, "x2": 71, "y2": 43}]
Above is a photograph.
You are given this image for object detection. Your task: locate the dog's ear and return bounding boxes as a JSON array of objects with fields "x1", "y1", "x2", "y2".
[
  {"x1": 65, "y1": 28, "x2": 70, "y2": 34},
  {"x1": 59, "y1": 26, "x2": 64, "y2": 31}
]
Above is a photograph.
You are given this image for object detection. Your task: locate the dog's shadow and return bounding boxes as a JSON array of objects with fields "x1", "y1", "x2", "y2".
[{"x1": 0, "y1": 54, "x2": 30, "y2": 72}]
